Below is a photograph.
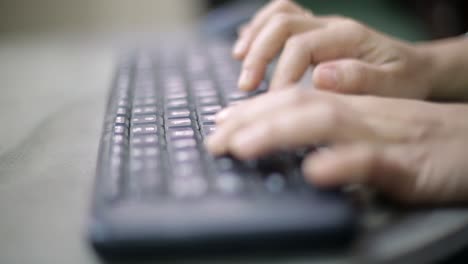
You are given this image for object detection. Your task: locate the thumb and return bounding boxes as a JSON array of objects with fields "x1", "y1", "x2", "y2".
[{"x1": 312, "y1": 59, "x2": 390, "y2": 95}]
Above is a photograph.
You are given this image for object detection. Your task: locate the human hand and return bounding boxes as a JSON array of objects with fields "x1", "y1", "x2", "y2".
[
  {"x1": 206, "y1": 88, "x2": 468, "y2": 203},
  {"x1": 234, "y1": 0, "x2": 433, "y2": 99}
]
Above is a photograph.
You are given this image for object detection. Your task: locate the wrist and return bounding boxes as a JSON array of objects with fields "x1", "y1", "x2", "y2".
[
  {"x1": 416, "y1": 37, "x2": 468, "y2": 101},
  {"x1": 417, "y1": 43, "x2": 444, "y2": 100}
]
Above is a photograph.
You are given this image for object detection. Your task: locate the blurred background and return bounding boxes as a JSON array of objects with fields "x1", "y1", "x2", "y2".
[{"x1": 1, "y1": 0, "x2": 467, "y2": 40}]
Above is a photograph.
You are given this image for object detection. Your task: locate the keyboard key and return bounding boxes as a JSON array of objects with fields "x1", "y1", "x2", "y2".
[
  {"x1": 167, "y1": 109, "x2": 190, "y2": 119},
  {"x1": 173, "y1": 163, "x2": 202, "y2": 178},
  {"x1": 200, "y1": 105, "x2": 221, "y2": 115},
  {"x1": 264, "y1": 173, "x2": 286, "y2": 193},
  {"x1": 167, "y1": 99, "x2": 188, "y2": 109},
  {"x1": 228, "y1": 101, "x2": 241, "y2": 107},
  {"x1": 131, "y1": 148, "x2": 143, "y2": 158},
  {"x1": 144, "y1": 158, "x2": 159, "y2": 170},
  {"x1": 215, "y1": 157, "x2": 234, "y2": 171},
  {"x1": 138, "y1": 170, "x2": 163, "y2": 195},
  {"x1": 164, "y1": 76, "x2": 185, "y2": 90},
  {"x1": 173, "y1": 149, "x2": 200, "y2": 162},
  {"x1": 196, "y1": 89, "x2": 217, "y2": 97},
  {"x1": 198, "y1": 96, "x2": 219, "y2": 105},
  {"x1": 257, "y1": 81, "x2": 268, "y2": 93},
  {"x1": 114, "y1": 125, "x2": 127, "y2": 134},
  {"x1": 117, "y1": 75, "x2": 130, "y2": 89},
  {"x1": 130, "y1": 159, "x2": 144, "y2": 172},
  {"x1": 169, "y1": 128, "x2": 195, "y2": 139},
  {"x1": 115, "y1": 116, "x2": 129, "y2": 126},
  {"x1": 133, "y1": 97, "x2": 157, "y2": 106},
  {"x1": 112, "y1": 134, "x2": 127, "y2": 145},
  {"x1": 143, "y1": 135, "x2": 158, "y2": 144},
  {"x1": 166, "y1": 92, "x2": 188, "y2": 100},
  {"x1": 132, "y1": 124, "x2": 158, "y2": 135},
  {"x1": 201, "y1": 125, "x2": 216, "y2": 136},
  {"x1": 226, "y1": 91, "x2": 248, "y2": 101},
  {"x1": 170, "y1": 138, "x2": 197, "y2": 149},
  {"x1": 170, "y1": 177, "x2": 207, "y2": 198},
  {"x1": 215, "y1": 172, "x2": 243, "y2": 194},
  {"x1": 111, "y1": 145, "x2": 124, "y2": 156},
  {"x1": 192, "y1": 80, "x2": 215, "y2": 91},
  {"x1": 131, "y1": 137, "x2": 143, "y2": 145},
  {"x1": 116, "y1": 107, "x2": 128, "y2": 116},
  {"x1": 144, "y1": 147, "x2": 159, "y2": 157},
  {"x1": 167, "y1": 118, "x2": 192, "y2": 128},
  {"x1": 131, "y1": 135, "x2": 158, "y2": 146},
  {"x1": 201, "y1": 115, "x2": 216, "y2": 125},
  {"x1": 133, "y1": 106, "x2": 157, "y2": 115},
  {"x1": 118, "y1": 99, "x2": 129, "y2": 107},
  {"x1": 132, "y1": 115, "x2": 157, "y2": 124}
]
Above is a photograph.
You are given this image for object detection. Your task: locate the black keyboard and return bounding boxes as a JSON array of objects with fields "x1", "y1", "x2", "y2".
[{"x1": 89, "y1": 40, "x2": 356, "y2": 256}]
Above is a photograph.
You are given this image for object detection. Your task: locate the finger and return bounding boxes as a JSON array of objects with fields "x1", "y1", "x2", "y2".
[
  {"x1": 215, "y1": 87, "x2": 343, "y2": 124},
  {"x1": 302, "y1": 145, "x2": 383, "y2": 187},
  {"x1": 222, "y1": 99, "x2": 351, "y2": 159},
  {"x1": 207, "y1": 88, "x2": 315, "y2": 154},
  {"x1": 301, "y1": 144, "x2": 416, "y2": 201},
  {"x1": 233, "y1": 0, "x2": 304, "y2": 59},
  {"x1": 270, "y1": 21, "x2": 368, "y2": 90},
  {"x1": 237, "y1": 23, "x2": 249, "y2": 36},
  {"x1": 239, "y1": 13, "x2": 324, "y2": 91},
  {"x1": 313, "y1": 59, "x2": 392, "y2": 95}
]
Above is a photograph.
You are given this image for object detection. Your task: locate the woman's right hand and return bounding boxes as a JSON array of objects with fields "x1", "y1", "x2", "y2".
[{"x1": 234, "y1": 0, "x2": 438, "y2": 99}]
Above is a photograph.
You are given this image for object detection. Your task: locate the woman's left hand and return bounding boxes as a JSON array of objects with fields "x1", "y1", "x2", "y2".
[{"x1": 206, "y1": 88, "x2": 468, "y2": 204}]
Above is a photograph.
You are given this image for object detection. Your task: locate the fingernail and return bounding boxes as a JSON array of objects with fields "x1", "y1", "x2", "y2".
[
  {"x1": 316, "y1": 66, "x2": 338, "y2": 90},
  {"x1": 216, "y1": 108, "x2": 231, "y2": 123},
  {"x1": 233, "y1": 39, "x2": 247, "y2": 57},
  {"x1": 238, "y1": 69, "x2": 253, "y2": 91}
]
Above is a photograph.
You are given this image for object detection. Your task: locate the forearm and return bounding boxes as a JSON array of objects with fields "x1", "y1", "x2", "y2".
[{"x1": 418, "y1": 36, "x2": 468, "y2": 101}]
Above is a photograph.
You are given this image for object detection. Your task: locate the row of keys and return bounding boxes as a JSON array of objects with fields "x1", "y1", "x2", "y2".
[
  {"x1": 162, "y1": 67, "x2": 209, "y2": 199},
  {"x1": 106, "y1": 62, "x2": 133, "y2": 201},
  {"x1": 127, "y1": 60, "x2": 164, "y2": 198}
]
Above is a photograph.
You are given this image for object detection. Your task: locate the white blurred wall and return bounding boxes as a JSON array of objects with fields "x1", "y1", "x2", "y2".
[{"x1": 0, "y1": 0, "x2": 203, "y2": 35}]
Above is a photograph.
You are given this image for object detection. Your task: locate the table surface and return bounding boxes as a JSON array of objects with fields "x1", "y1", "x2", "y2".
[{"x1": 1, "y1": 34, "x2": 468, "y2": 264}]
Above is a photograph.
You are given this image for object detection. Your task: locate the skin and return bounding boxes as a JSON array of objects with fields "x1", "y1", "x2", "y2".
[
  {"x1": 206, "y1": 89, "x2": 468, "y2": 204},
  {"x1": 233, "y1": 0, "x2": 468, "y2": 101},
  {"x1": 205, "y1": 0, "x2": 468, "y2": 203}
]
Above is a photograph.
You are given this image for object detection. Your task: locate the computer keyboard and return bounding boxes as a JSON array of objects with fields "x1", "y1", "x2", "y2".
[{"x1": 89, "y1": 39, "x2": 356, "y2": 255}]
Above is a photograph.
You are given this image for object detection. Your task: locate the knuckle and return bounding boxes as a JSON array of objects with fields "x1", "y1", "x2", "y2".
[
  {"x1": 271, "y1": 13, "x2": 293, "y2": 29},
  {"x1": 341, "y1": 62, "x2": 366, "y2": 92},
  {"x1": 338, "y1": 18, "x2": 362, "y2": 30},
  {"x1": 274, "y1": 0, "x2": 293, "y2": 9},
  {"x1": 288, "y1": 89, "x2": 312, "y2": 105},
  {"x1": 285, "y1": 34, "x2": 308, "y2": 49},
  {"x1": 315, "y1": 101, "x2": 342, "y2": 128},
  {"x1": 338, "y1": 19, "x2": 369, "y2": 40}
]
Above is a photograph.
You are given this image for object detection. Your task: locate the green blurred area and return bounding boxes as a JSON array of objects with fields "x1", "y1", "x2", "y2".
[{"x1": 296, "y1": 0, "x2": 429, "y2": 41}]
